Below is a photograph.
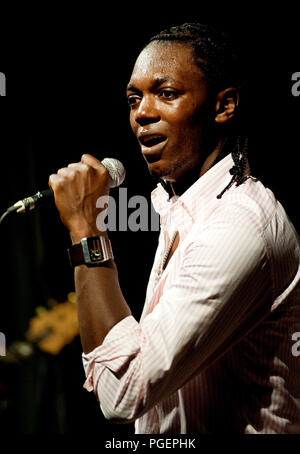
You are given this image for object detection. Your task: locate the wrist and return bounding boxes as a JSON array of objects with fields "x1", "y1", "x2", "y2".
[
  {"x1": 70, "y1": 230, "x2": 100, "y2": 244},
  {"x1": 70, "y1": 231, "x2": 108, "y2": 244},
  {"x1": 69, "y1": 223, "x2": 107, "y2": 244}
]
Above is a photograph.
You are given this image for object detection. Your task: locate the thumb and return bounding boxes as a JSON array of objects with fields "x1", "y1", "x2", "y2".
[
  {"x1": 81, "y1": 154, "x2": 110, "y2": 189},
  {"x1": 81, "y1": 154, "x2": 104, "y2": 170}
]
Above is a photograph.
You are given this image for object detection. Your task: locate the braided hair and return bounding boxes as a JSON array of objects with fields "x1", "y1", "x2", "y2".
[{"x1": 148, "y1": 23, "x2": 249, "y2": 198}]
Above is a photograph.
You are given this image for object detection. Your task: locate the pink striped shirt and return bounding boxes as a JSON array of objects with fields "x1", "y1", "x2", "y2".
[{"x1": 82, "y1": 154, "x2": 300, "y2": 433}]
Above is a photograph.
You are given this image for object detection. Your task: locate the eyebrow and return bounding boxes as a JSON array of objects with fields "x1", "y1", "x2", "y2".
[{"x1": 126, "y1": 76, "x2": 183, "y2": 93}]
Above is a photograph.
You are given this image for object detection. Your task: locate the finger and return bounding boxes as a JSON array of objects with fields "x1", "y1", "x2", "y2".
[
  {"x1": 67, "y1": 162, "x2": 91, "y2": 177},
  {"x1": 67, "y1": 162, "x2": 82, "y2": 169},
  {"x1": 57, "y1": 163, "x2": 90, "y2": 177},
  {"x1": 48, "y1": 173, "x2": 64, "y2": 189},
  {"x1": 81, "y1": 154, "x2": 104, "y2": 170},
  {"x1": 57, "y1": 167, "x2": 73, "y2": 176}
]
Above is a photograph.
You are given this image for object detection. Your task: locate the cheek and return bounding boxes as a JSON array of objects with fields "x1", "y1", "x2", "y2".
[
  {"x1": 169, "y1": 103, "x2": 205, "y2": 131},
  {"x1": 171, "y1": 115, "x2": 204, "y2": 149}
]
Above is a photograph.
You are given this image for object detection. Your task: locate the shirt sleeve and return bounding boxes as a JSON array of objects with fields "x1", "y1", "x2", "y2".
[{"x1": 82, "y1": 213, "x2": 270, "y2": 423}]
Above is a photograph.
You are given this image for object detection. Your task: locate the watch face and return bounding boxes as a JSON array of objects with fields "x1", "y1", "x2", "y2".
[{"x1": 87, "y1": 237, "x2": 103, "y2": 262}]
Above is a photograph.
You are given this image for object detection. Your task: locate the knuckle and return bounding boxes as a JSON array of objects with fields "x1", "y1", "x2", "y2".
[
  {"x1": 81, "y1": 154, "x2": 89, "y2": 164},
  {"x1": 81, "y1": 163, "x2": 90, "y2": 173},
  {"x1": 57, "y1": 167, "x2": 67, "y2": 176},
  {"x1": 49, "y1": 173, "x2": 60, "y2": 184},
  {"x1": 48, "y1": 174, "x2": 63, "y2": 190},
  {"x1": 58, "y1": 167, "x2": 77, "y2": 179},
  {"x1": 67, "y1": 162, "x2": 78, "y2": 169},
  {"x1": 48, "y1": 174, "x2": 55, "y2": 186},
  {"x1": 68, "y1": 162, "x2": 90, "y2": 175}
]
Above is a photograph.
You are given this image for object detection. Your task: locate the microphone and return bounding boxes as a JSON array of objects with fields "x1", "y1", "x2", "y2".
[{"x1": 10, "y1": 158, "x2": 126, "y2": 215}]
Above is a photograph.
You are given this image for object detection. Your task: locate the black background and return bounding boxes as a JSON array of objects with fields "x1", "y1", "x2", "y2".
[{"x1": 0, "y1": 2, "x2": 299, "y2": 441}]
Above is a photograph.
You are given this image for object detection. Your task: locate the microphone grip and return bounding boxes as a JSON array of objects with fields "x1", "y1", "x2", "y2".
[{"x1": 9, "y1": 157, "x2": 125, "y2": 215}]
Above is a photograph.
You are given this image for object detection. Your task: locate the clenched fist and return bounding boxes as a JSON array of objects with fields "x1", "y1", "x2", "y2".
[{"x1": 49, "y1": 154, "x2": 110, "y2": 243}]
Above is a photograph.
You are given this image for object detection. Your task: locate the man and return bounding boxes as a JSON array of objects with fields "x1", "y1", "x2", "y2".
[{"x1": 49, "y1": 23, "x2": 300, "y2": 433}]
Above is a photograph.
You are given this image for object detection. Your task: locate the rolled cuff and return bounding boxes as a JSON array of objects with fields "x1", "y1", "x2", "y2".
[{"x1": 82, "y1": 315, "x2": 140, "y2": 392}]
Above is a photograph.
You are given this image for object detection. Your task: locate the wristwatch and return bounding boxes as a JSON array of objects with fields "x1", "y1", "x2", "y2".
[{"x1": 67, "y1": 235, "x2": 114, "y2": 267}]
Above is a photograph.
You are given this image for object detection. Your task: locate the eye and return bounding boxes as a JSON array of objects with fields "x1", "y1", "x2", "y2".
[
  {"x1": 159, "y1": 89, "x2": 178, "y2": 100},
  {"x1": 127, "y1": 94, "x2": 141, "y2": 108}
]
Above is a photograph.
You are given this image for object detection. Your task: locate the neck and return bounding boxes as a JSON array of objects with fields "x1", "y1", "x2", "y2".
[{"x1": 161, "y1": 137, "x2": 225, "y2": 198}]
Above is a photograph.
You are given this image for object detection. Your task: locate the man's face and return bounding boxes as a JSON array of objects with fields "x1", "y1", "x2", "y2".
[{"x1": 127, "y1": 41, "x2": 213, "y2": 183}]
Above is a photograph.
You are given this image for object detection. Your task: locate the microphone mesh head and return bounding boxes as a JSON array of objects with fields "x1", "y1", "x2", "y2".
[{"x1": 101, "y1": 158, "x2": 126, "y2": 188}]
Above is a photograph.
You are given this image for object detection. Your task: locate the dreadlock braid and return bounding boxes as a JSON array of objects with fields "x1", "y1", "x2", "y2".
[
  {"x1": 147, "y1": 23, "x2": 249, "y2": 199},
  {"x1": 216, "y1": 135, "x2": 249, "y2": 199}
]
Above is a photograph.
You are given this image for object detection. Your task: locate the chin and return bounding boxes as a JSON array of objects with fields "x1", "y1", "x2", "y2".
[
  {"x1": 147, "y1": 161, "x2": 164, "y2": 177},
  {"x1": 148, "y1": 167, "x2": 173, "y2": 182},
  {"x1": 147, "y1": 160, "x2": 181, "y2": 182}
]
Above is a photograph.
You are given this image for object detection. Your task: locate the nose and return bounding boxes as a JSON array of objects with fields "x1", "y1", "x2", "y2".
[{"x1": 134, "y1": 95, "x2": 160, "y2": 127}]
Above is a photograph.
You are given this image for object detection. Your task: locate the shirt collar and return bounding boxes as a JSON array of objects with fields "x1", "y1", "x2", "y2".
[{"x1": 151, "y1": 153, "x2": 235, "y2": 236}]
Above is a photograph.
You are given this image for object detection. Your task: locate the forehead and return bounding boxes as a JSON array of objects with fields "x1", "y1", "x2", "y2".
[{"x1": 129, "y1": 41, "x2": 205, "y2": 87}]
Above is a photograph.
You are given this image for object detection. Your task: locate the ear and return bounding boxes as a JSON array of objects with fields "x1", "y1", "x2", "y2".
[{"x1": 215, "y1": 87, "x2": 239, "y2": 124}]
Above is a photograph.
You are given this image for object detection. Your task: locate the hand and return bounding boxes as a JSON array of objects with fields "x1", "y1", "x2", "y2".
[{"x1": 49, "y1": 154, "x2": 110, "y2": 242}]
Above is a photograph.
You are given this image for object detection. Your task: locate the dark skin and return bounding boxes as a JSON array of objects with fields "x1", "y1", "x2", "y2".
[
  {"x1": 48, "y1": 41, "x2": 238, "y2": 354},
  {"x1": 127, "y1": 41, "x2": 237, "y2": 194}
]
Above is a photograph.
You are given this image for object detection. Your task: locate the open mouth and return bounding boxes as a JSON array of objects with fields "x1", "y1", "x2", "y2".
[{"x1": 139, "y1": 134, "x2": 167, "y2": 148}]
